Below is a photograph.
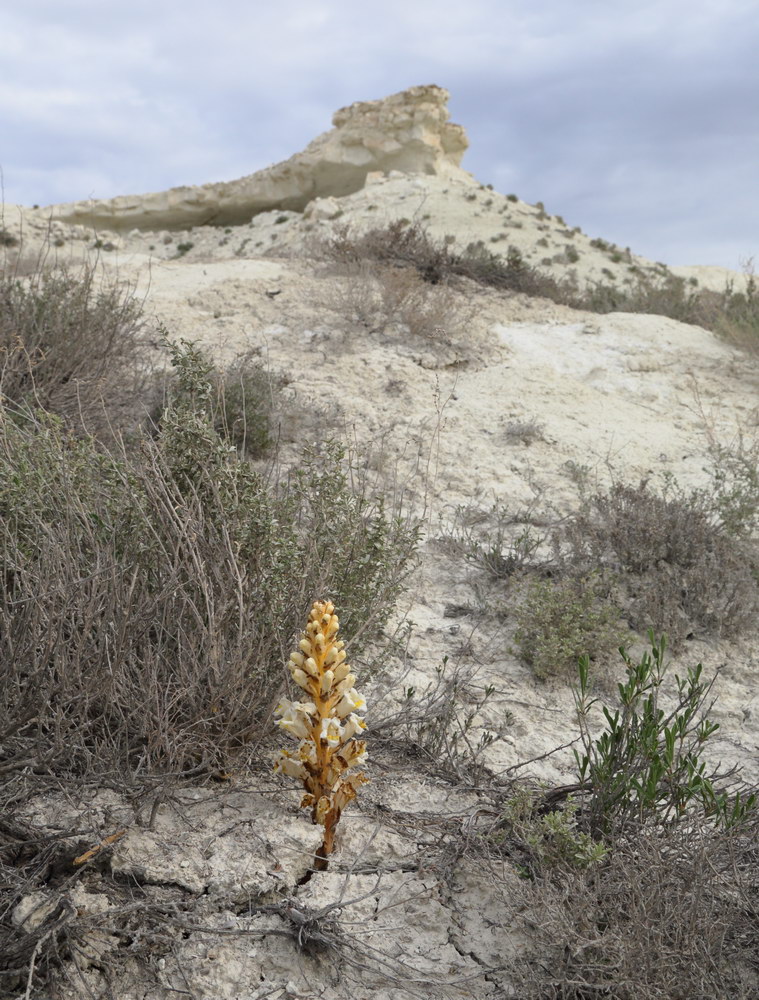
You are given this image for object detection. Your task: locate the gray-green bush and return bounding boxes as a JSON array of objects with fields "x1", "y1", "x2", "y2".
[
  {"x1": 0, "y1": 261, "x2": 153, "y2": 440},
  {"x1": 560, "y1": 480, "x2": 758, "y2": 643},
  {"x1": 0, "y1": 340, "x2": 419, "y2": 785},
  {"x1": 514, "y1": 574, "x2": 623, "y2": 681}
]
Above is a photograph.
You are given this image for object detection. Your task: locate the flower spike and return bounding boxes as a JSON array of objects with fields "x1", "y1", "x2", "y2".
[{"x1": 274, "y1": 600, "x2": 368, "y2": 867}]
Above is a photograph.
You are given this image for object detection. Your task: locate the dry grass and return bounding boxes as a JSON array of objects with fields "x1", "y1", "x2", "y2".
[
  {"x1": 504, "y1": 822, "x2": 759, "y2": 999},
  {"x1": 319, "y1": 254, "x2": 468, "y2": 344}
]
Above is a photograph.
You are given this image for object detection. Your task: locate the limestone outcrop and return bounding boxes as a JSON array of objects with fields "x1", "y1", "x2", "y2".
[{"x1": 44, "y1": 85, "x2": 469, "y2": 231}]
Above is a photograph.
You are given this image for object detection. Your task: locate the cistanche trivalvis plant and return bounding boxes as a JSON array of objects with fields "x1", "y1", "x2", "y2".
[{"x1": 275, "y1": 600, "x2": 368, "y2": 866}]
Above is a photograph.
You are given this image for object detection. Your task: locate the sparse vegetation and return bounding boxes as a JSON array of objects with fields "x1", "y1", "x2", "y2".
[
  {"x1": 504, "y1": 418, "x2": 545, "y2": 445},
  {"x1": 560, "y1": 479, "x2": 759, "y2": 644}
]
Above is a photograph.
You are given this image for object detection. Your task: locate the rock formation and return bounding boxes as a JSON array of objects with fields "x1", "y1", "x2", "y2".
[{"x1": 44, "y1": 85, "x2": 469, "y2": 231}]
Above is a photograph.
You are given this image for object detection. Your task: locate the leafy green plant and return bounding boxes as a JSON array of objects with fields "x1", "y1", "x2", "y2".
[
  {"x1": 514, "y1": 574, "x2": 622, "y2": 681},
  {"x1": 496, "y1": 788, "x2": 607, "y2": 876},
  {"x1": 175, "y1": 241, "x2": 194, "y2": 257},
  {"x1": 573, "y1": 634, "x2": 757, "y2": 836}
]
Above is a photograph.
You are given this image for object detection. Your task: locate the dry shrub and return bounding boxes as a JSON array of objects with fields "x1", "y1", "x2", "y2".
[
  {"x1": 323, "y1": 222, "x2": 759, "y2": 352},
  {"x1": 0, "y1": 260, "x2": 154, "y2": 441},
  {"x1": 320, "y1": 220, "x2": 576, "y2": 302},
  {"x1": 560, "y1": 480, "x2": 758, "y2": 643},
  {"x1": 321, "y1": 256, "x2": 466, "y2": 343},
  {"x1": 0, "y1": 341, "x2": 419, "y2": 788},
  {"x1": 506, "y1": 822, "x2": 759, "y2": 999},
  {"x1": 574, "y1": 267, "x2": 759, "y2": 353}
]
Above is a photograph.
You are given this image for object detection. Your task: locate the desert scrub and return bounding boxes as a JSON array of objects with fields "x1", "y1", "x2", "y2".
[
  {"x1": 514, "y1": 574, "x2": 622, "y2": 681},
  {"x1": 560, "y1": 480, "x2": 758, "y2": 643},
  {"x1": 211, "y1": 350, "x2": 289, "y2": 458},
  {"x1": 319, "y1": 221, "x2": 577, "y2": 301},
  {"x1": 506, "y1": 820, "x2": 759, "y2": 1000},
  {"x1": 0, "y1": 341, "x2": 419, "y2": 783},
  {"x1": 449, "y1": 500, "x2": 549, "y2": 581},
  {"x1": 0, "y1": 260, "x2": 153, "y2": 440},
  {"x1": 275, "y1": 600, "x2": 368, "y2": 866}
]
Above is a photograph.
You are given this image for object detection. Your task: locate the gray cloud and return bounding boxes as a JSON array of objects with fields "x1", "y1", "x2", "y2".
[{"x1": 1, "y1": 0, "x2": 757, "y2": 266}]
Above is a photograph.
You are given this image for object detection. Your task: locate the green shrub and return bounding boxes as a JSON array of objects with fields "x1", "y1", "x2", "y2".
[
  {"x1": 573, "y1": 635, "x2": 757, "y2": 837},
  {"x1": 514, "y1": 574, "x2": 622, "y2": 681},
  {"x1": 495, "y1": 788, "x2": 606, "y2": 876},
  {"x1": 0, "y1": 341, "x2": 420, "y2": 782}
]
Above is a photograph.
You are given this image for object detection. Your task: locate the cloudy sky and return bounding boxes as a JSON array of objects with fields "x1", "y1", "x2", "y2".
[{"x1": 2, "y1": 0, "x2": 757, "y2": 267}]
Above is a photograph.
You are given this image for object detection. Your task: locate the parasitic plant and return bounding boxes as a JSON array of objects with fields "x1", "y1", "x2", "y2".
[{"x1": 275, "y1": 600, "x2": 368, "y2": 867}]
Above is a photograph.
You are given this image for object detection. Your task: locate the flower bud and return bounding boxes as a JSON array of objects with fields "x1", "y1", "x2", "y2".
[
  {"x1": 333, "y1": 660, "x2": 351, "y2": 682},
  {"x1": 320, "y1": 669, "x2": 334, "y2": 694},
  {"x1": 299, "y1": 638, "x2": 312, "y2": 655},
  {"x1": 292, "y1": 668, "x2": 311, "y2": 691},
  {"x1": 289, "y1": 651, "x2": 305, "y2": 667},
  {"x1": 334, "y1": 674, "x2": 356, "y2": 697}
]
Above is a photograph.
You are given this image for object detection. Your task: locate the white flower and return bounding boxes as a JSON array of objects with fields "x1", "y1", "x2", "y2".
[
  {"x1": 276, "y1": 700, "x2": 316, "y2": 741},
  {"x1": 274, "y1": 754, "x2": 307, "y2": 780},
  {"x1": 319, "y1": 717, "x2": 343, "y2": 748},
  {"x1": 335, "y1": 687, "x2": 366, "y2": 719},
  {"x1": 342, "y1": 713, "x2": 367, "y2": 741}
]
